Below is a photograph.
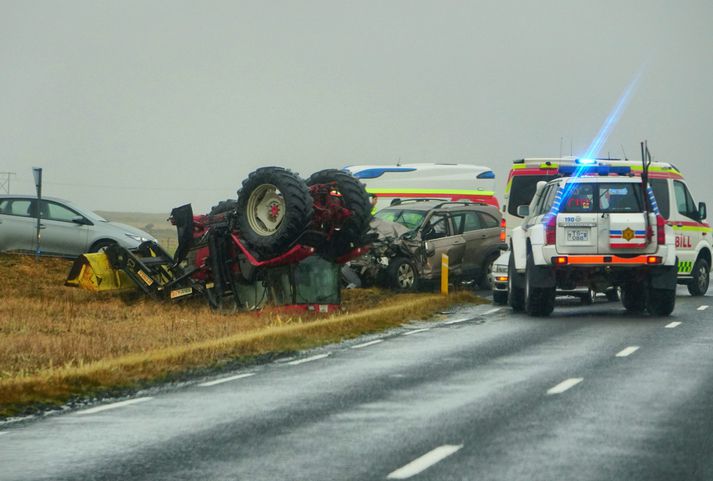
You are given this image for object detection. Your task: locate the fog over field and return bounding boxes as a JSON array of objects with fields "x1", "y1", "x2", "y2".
[{"x1": 1, "y1": 1, "x2": 711, "y2": 213}]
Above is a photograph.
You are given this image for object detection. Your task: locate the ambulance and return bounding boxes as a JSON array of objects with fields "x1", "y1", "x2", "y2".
[
  {"x1": 495, "y1": 157, "x2": 710, "y2": 297},
  {"x1": 343, "y1": 163, "x2": 499, "y2": 211}
]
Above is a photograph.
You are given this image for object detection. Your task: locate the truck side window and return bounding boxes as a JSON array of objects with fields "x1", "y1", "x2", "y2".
[
  {"x1": 650, "y1": 179, "x2": 670, "y2": 219},
  {"x1": 674, "y1": 180, "x2": 699, "y2": 221}
]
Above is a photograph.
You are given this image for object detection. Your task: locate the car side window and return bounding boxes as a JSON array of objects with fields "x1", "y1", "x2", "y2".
[
  {"x1": 45, "y1": 201, "x2": 81, "y2": 222},
  {"x1": 451, "y1": 213, "x2": 465, "y2": 234},
  {"x1": 422, "y1": 213, "x2": 450, "y2": 239},
  {"x1": 2, "y1": 199, "x2": 33, "y2": 217},
  {"x1": 673, "y1": 180, "x2": 699, "y2": 221},
  {"x1": 478, "y1": 212, "x2": 499, "y2": 229},
  {"x1": 462, "y1": 212, "x2": 483, "y2": 232},
  {"x1": 650, "y1": 179, "x2": 670, "y2": 219},
  {"x1": 541, "y1": 185, "x2": 558, "y2": 215}
]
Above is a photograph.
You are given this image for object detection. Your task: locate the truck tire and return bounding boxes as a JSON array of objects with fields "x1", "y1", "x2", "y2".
[
  {"x1": 646, "y1": 287, "x2": 676, "y2": 316},
  {"x1": 493, "y1": 290, "x2": 508, "y2": 305},
  {"x1": 687, "y1": 258, "x2": 710, "y2": 296},
  {"x1": 524, "y1": 253, "x2": 555, "y2": 317},
  {"x1": 306, "y1": 169, "x2": 372, "y2": 257},
  {"x1": 621, "y1": 283, "x2": 646, "y2": 313},
  {"x1": 209, "y1": 199, "x2": 238, "y2": 216},
  {"x1": 508, "y1": 253, "x2": 525, "y2": 312},
  {"x1": 387, "y1": 257, "x2": 419, "y2": 292},
  {"x1": 236, "y1": 167, "x2": 313, "y2": 258}
]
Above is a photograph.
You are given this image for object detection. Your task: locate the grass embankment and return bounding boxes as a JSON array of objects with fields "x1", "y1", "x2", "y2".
[{"x1": 0, "y1": 254, "x2": 482, "y2": 417}]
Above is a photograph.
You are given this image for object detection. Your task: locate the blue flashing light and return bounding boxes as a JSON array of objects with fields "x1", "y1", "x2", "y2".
[
  {"x1": 558, "y1": 165, "x2": 631, "y2": 176},
  {"x1": 477, "y1": 171, "x2": 495, "y2": 179},
  {"x1": 352, "y1": 167, "x2": 417, "y2": 179},
  {"x1": 576, "y1": 158, "x2": 597, "y2": 165}
]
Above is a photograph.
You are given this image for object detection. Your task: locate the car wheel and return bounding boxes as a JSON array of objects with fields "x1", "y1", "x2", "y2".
[
  {"x1": 493, "y1": 290, "x2": 508, "y2": 305},
  {"x1": 89, "y1": 239, "x2": 116, "y2": 253},
  {"x1": 580, "y1": 288, "x2": 594, "y2": 305},
  {"x1": 687, "y1": 258, "x2": 710, "y2": 296},
  {"x1": 387, "y1": 257, "x2": 419, "y2": 292},
  {"x1": 508, "y1": 254, "x2": 525, "y2": 312},
  {"x1": 605, "y1": 287, "x2": 620, "y2": 302}
]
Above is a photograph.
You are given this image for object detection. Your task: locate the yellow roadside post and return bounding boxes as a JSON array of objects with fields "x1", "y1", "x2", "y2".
[{"x1": 441, "y1": 253, "x2": 449, "y2": 295}]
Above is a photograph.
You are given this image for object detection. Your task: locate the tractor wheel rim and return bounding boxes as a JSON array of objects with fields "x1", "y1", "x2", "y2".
[
  {"x1": 247, "y1": 184, "x2": 286, "y2": 236},
  {"x1": 397, "y1": 264, "x2": 414, "y2": 287}
]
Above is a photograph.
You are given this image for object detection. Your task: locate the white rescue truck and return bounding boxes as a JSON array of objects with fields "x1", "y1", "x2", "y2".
[{"x1": 507, "y1": 160, "x2": 679, "y2": 316}]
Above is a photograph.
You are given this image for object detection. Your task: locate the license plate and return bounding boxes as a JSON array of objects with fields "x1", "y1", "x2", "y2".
[{"x1": 566, "y1": 229, "x2": 589, "y2": 242}]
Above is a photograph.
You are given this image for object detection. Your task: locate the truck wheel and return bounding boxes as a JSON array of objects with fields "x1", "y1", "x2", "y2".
[
  {"x1": 493, "y1": 290, "x2": 508, "y2": 305},
  {"x1": 306, "y1": 169, "x2": 372, "y2": 257},
  {"x1": 209, "y1": 199, "x2": 238, "y2": 216},
  {"x1": 236, "y1": 167, "x2": 313, "y2": 258},
  {"x1": 605, "y1": 288, "x2": 620, "y2": 302},
  {"x1": 508, "y1": 254, "x2": 525, "y2": 312},
  {"x1": 621, "y1": 283, "x2": 646, "y2": 313},
  {"x1": 687, "y1": 258, "x2": 710, "y2": 296},
  {"x1": 646, "y1": 288, "x2": 676, "y2": 316},
  {"x1": 524, "y1": 253, "x2": 555, "y2": 317},
  {"x1": 387, "y1": 257, "x2": 419, "y2": 292},
  {"x1": 477, "y1": 253, "x2": 499, "y2": 290}
]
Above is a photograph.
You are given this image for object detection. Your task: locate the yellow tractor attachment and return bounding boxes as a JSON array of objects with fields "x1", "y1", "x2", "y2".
[{"x1": 65, "y1": 252, "x2": 135, "y2": 292}]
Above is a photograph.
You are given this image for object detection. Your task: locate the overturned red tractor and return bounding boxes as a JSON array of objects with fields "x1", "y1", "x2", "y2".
[{"x1": 66, "y1": 167, "x2": 373, "y2": 312}]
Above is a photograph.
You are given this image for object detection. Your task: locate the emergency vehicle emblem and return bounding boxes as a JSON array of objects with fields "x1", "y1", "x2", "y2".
[{"x1": 622, "y1": 227, "x2": 635, "y2": 241}]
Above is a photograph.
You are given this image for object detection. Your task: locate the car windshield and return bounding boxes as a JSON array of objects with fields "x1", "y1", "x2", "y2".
[{"x1": 374, "y1": 208, "x2": 427, "y2": 230}]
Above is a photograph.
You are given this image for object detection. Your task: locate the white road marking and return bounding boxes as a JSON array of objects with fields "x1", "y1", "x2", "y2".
[
  {"x1": 665, "y1": 321, "x2": 682, "y2": 329},
  {"x1": 286, "y1": 353, "x2": 330, "y2": 366},
  {"x1": 403, "y1": 328, "x2": 430, "y2": 336},
  {"x1": 697, "y1": 305, "x2": 709, "y2": 311},
  {"x1": 615, "y1": 346, "x2": 640, "y2": 358},
  {"x1": 547, "y1": 378, "x2": 583, "y2": 395},
  {"x1": 444, "y1": 318, "x2": 471, "y2": 325},
  {"x1": 75, "y1": 397, "x2": 153, "y2": 415},
  {"x1": 351, "y1": 340, "x2": 384, "y2": 349},
  {"x1": 199, "y1": 373, "x2": 255, "y2": 387},
  {"x1": 483, "y1": 307, "x2": 502, "y2": 315},
  {"x1": 387, "y1": 444, "x2": 463, "y2": 479}
]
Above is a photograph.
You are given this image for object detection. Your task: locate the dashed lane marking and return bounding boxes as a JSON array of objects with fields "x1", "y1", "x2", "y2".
[
  {"x1": 75, "y1": 397, "x2": 153, "y2": 415},
  {"x1": 665, "y1": 322, "x2": 682, "y2": 329},
  {"x1": 483, "y1": 307, "x2": 502, "y2": 315},
  {"x1": 199, "y1": 373, "x2": 255, "y2": 387},
  {"x1": 387, "y1": 444, "x2": 463, "y2": 479},
  {"x1": 403, "y1": 328, "x2": 430, "y2": 336},
  {"x1": 286, "y1": 353, "x2": 330, "y2": 366},
  {"x1": 698, "y1": 305, "x2": 709, "y2": 311},
  {"x1": 547, "y1": 378, "x2": 583, "y2": 395},
  {"x1": 615, "y1": 346, "x2": 640, "y2": 357},
  {"x1": 444, "y1": 318, "x2": 471, "y2": 325},
  {"x1": 352, "y1": 340, "x2": 384, "y2": 349}
]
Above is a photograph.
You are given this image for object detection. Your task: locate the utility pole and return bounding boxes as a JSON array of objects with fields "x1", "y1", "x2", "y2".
[{"x1": 0, "y1": 172, "x2": 16, "y2": 194}]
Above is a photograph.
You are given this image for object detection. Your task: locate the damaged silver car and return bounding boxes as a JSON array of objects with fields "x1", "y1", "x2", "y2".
[{"x1": 347, "y1": 199, "x2": 507, "y2": 291}]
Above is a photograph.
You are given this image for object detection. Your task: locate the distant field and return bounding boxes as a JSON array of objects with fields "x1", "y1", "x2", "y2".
[{"x1": 96, "y1": 211, "x2": 178, "y2": 250}]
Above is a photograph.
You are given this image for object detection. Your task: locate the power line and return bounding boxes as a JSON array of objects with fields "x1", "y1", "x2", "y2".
[{"x1": 0, "y1": 172, "x2": 16, "y2": 194}]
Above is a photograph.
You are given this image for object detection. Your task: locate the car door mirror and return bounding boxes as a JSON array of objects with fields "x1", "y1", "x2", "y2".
[
  {"x1": 516, "y1": 205, "x2": 530, "y2": 217},
  {"x1": 699, "y1": 202, "x2": 707, "y2": 221},
  {"x1": 71, "y1": 216, "x2": 91, "y2": 226}
]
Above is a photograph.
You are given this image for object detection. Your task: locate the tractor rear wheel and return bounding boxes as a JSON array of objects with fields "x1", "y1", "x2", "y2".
[
  {"x1": 306, "y1": 169, "x2": 372, "y2": 257},
  {"x1": 236, "y1": 167, "x2": 313, "y2": 258}
]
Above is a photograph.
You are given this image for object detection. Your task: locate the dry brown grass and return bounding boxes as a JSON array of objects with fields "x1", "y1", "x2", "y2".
[{"x1": 0, "y1": 254, "x2": 482, "y2": 417}]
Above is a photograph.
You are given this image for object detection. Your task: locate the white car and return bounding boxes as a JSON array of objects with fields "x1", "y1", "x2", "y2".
[
  {"x1": 507, "y1": 164, "x2": 678, "y2": 316},
  {"x1": 0, "y1": 195, "x2": 156, "y2": 258}
]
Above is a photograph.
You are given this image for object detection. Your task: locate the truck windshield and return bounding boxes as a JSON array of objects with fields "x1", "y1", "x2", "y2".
[
  {"x1": 561, "y1": 183, "x2": 643, "y2": 214},
  {"x1": 375, "y1": 209, "x2": 427, "y2": 230},
  {"x1": 508, "y1": 175, "x2": 560, "y2": 217}
]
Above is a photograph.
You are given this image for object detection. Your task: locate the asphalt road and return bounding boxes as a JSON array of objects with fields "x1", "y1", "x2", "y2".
[{"x1": 2, "y1": 287, "x2": 712, "y2": 481}]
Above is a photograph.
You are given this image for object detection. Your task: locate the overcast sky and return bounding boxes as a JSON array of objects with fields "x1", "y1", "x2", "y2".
[{"x1": 1, "y1": 0, "x2": 711, "y2": 214}]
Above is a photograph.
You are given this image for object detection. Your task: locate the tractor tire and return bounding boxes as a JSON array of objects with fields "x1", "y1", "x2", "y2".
[
  {"x1": 387, "y1": 257, "x2": 419, "y2": 292},
  {"x1": 306, "y1": 169, "x2": 372, "y2": 257},
  {"x1": 687, "y1": 258, "x2": 710, "y2": 296},
  {"x1": 209, "y1": 199, "x2": 238, "y2": 216},
  {"x1": 524, "y1": 253, "x2": 555, "y2": 317},
  {"x1": 621, "y1": 282, "x2": 646, "y2": 313},
  {"x1": 236, "y1": 167, "x2": 313, "y2": 258},
  {"x1": 508, "y1": 253, "x2": 525, "y2": 312},
  {"x1": 646, "y1": 287, "x2": 676, "y2": 316}
]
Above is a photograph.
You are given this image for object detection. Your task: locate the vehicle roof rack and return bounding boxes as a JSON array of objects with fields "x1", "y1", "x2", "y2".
[
  {"x1": 434, "y1": 200, "x2": 489, "y2": 208},
  {"x1": 396, "y1": 198, "x2": 445, "y2": 204}
]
